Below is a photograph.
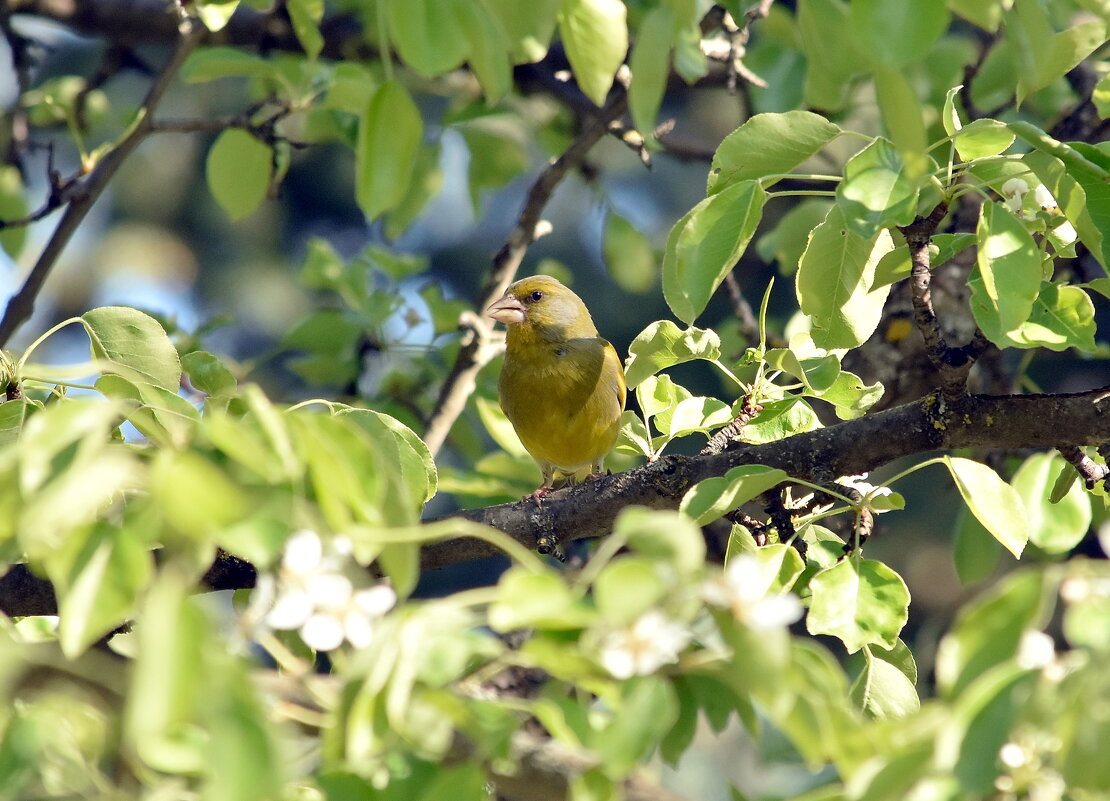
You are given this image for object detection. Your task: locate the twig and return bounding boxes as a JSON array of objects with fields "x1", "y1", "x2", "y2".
[
  {"x1": 421, "y1": 86, "x2": 631, "y2": 457},
  {"x1": 1057, "y1": 444, "x2": 1108, "y2": 490},
  {"x1": 0, "y1": 3, "x2": 36, "y2": 172},
  {"x1": 0, "y1": 16, "x2": 206, "y2": 347},
  {"x1": 898, "y1": 202, "x2": 989, "y2": 397},
  {"x1": 700, "y1": 393, "x2": 762, "y2": 455}
]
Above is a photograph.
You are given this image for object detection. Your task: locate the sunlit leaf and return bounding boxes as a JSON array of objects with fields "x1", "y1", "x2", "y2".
[
  {"x1": 680, "y1": 465, "x2": 788, "y2": 526},
  {"x1": 82, "y1": 306, "x2": 182, "y2": 392},
  {"x1": 663, "y1": 180, "x2": 766, "y2": 324},
  {"x1": 944, "y1": 456, "x2": 1028, "y2": 558},
  {"x1": 806, "y1": 559, "x2": 910, "y2": 653},
  {"x1": 624, "y1": 321, "x2": 720, "y2": 389},
  {"x1": 557, "y1": 0, "x2": 628, "y2": 107},
  {"x1": 709, "y1": 111, "x2": 842, "y2": 193},
  {"x1": 797, "y1": 205, "x2": 894, "y2": 349}
]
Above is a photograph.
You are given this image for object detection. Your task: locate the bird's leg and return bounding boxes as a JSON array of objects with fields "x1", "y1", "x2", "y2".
[{"x1": 522, "y1": 463, "x2": 557, "y2": 504}]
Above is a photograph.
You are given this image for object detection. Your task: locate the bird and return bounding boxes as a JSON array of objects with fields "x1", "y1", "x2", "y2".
[{"x1": 487, "y1": 275, "x2": 626, "y2": 500}]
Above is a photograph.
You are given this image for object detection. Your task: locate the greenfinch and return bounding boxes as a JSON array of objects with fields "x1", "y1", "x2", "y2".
[{"x1": 488, "y1": 275, "x2": 626, "y2": 498}]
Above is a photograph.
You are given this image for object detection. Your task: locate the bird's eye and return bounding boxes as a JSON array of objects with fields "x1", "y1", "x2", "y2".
[{"x1": 529, "y1": 290, "x2": 544, "y2": 302}]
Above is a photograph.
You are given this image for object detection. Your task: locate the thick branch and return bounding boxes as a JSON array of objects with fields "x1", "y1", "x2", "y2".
[
  {"x1": 0, "y1": 17, "x2": 205, "y2": 347},
  {"x1": 2, "y1": 386, "x2": 1108, "y2": 615},
  {"x1": 420, "y1": 386, "x2": 1110, "y2": 568}
]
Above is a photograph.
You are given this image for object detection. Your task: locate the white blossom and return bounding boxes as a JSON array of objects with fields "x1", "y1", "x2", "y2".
[
  {"x1": 255, "y1": 529, "x2": 396, "y2": 652},
  {"x1": 703, "y1": 554, "x2": 803, "y2": 629},
  {"x1": 1016, "y1": 629, "x2": 1056, "y2": 670},
  {"x1": 599, "y1": 611, "x2": 691, "y2": 679},
  {"x1": 1001, "y1": 178, "x2": 1030, "y2": 213},
  {"x1": 839, "y1": 473, "x2": 897, "y2": 513}
]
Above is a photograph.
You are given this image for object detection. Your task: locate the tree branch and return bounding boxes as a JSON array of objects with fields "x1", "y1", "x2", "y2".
[
  {"x1": 419, "y1": 386, "x2": 1110, "y2": 569},
  {"x1": 0, "y1": 15, "x2": 206, "y2": 347},
  {"x1": 898, "y1": 204, "x2": 989, "y2": 397},
  {"x1": 3, "y1": 386, "x2": 1108, "y2": 615}
]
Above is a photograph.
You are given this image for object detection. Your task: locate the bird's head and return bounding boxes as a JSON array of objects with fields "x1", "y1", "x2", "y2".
[{"x1": 487, "y1": 275, "x2": 598, "y2": 342}]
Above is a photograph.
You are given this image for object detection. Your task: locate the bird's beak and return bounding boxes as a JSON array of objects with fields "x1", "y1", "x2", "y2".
[{"x1": 487, "y1": 295, "x2": 526, "y2": 326}]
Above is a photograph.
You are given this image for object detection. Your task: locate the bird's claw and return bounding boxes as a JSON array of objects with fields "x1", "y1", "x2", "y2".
[{"x1": 523, "y1": 486, "x2": 553, "y2": 505}]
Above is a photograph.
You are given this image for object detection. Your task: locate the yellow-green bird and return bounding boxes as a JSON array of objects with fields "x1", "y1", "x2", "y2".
[{"x1": 487, "y1": 275, "x2": 627, "y2": 499}]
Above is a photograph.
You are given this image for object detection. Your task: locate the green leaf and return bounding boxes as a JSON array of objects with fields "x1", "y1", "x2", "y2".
[
  {"x1": 96, "y1": 375, "x2": 199, "y2": 445},
  {"x1": 1011, "y1": 452, "x2": 1092, "y2": 554},
  {"x1": 657, "y1": 396, "x2": 732, "y2": 439},
  {"x1": 489, "y1": 568, "x2": 592, "y2": 630},
  {"x1": 49, "y1": 522, "x2": 153, "y2": 657},
  {"x1": 387, "y1": 0, "x2": 469, "y2": 76},
  {"x1": 994, "y1": 282, "x2": 1097, "y2": 352},
  {"x1": 935, "y1": 568, "x2": 1048, "y2": 699},
  {"x1": 662, "y1": 180, "x2": 766, "y2": 324},
  {"x1": 356, "y1": 81, "x2": 424, "y2": 222},
  {"x1": 797, "y1": 0, "x2": 863, "y2": 111},
  {"x1": 458, "y1": 120, "x2": 529, "y2": 210},
  {"x1": 181, "y1": 47, "x2": 278, "y2": 83},
  {"x1": 806, "y1": 559, "x2": 910, "y2": 653},
  {"x1": 873, "y1": 67, "x2": 928, "y2": 178},
  {"x1": 196, "y1": 0, "x2": 240, "y2": 32},
  {"x1": 287, "y1": 0, "x2": 324, "y2": 59},
  {"x1": 483, "y1": 0, "x2": 561, "y2": 63},
  {"x1": 954, "y1": 118, "x2": 1015, "y2": 161},
  {"x1": 1008, "y1": 0, "x2": 1106, "y2": 106},
  {"x1": 623, "y1": 321, "x2": 720, "y2": 389},
  {"x1": 811, "y1": 370, "x2": 885, "y2": 420},
  {"x1": 594, "y1": 677, "x2": 678, "y2": 778},
  {"x1": 796, "y1": 205, "x2": 895, "y2": 349},
  {"x1": 603, "y1": 211, "x2": 656, "y2": 293},
  {"x1": 740, "y1": 397, "x2": 821, "y2": 443},
  {"x1": 708, "y1": 111, "x2": 841, "y2": 193},
  {"x1": 125, "y1": 570, "x2": 211, "y2": 774},
  {"x1": 616, "y1": 507, "x2": 706, "y2": 577},
  {"x1": 835, "y1": 137, "x2": 921, "y2": 237},
  {"x1": 947, "y1": 0, "x2": 1004, "y2": 31},
  {"x1": 150, "y1": 449, "x2": 248, "y2": 541},
  {"x1": 0, "y1": 165, "x2": 28, "y2": 259},
  {"x1": 594, "y1": 557, "x2": 668, "y2": 624},
  {"x1": 82, "y1": 306, "x2": 182, "y2": 392},
  {"x1": 637, "y1": 373, "x2": 687, "y2": 422},
  {"x1": 967, "y1": 207, "x2": 1042, "y2": 347},
  {"x1": 628, "y1": 6, "x2": 675, "y2": 139},
  {"x1": 756, "y1": 199, "x2": 834, "y2": 274},
  {"x1": 206, "y1": 128, "x2": 271, "y2": 220},
  {"x1": 457, "y1": 0, "x2": 512, "y2": 103},
  {"x1": 1094, "y1": 72, "x2": 1110, "y2": 118},
  {"x1": 680, "y1": 465, "x2": 788, "y2": 526},
  {"x1": 952, "y1": 505, "x2": 1001, "y2": 586},
  {"x1": 764, "y1": 349, "x2": 841, "y2": 394},
  {"x1": 557, "y1": 0, "x2": 628, "y2": 107},
  {"x1": 944, "y1": 456, "x2": 1029, "y2": 558},
  {"x1": 937, "y1": 664, "x2": 1038, "y2": 792},
  {"x1": 849, "y1": 641, "x2": 920, "y2": 718},
  {"x1": 0, "y1": 399, "x2": 25, "y2": 449},
  {"x1": 1023, "y1": 149, "x2": 1108, "y2": 270},
  {"x1": 851, "y1": 0, "x2": 949, "y2": 67},
  {"x1": 338, "y1": 408, "x2": 438, "y2": 506},
  {"x1": 182, "y1": 351, "x2": 237, "y2": 398}
]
